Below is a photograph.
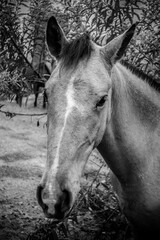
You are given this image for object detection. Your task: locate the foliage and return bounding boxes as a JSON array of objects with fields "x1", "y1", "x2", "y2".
[
  {"x1": 22, "y1": 0, "x2": 53, "y2": 61},
  {"x1": 60, "y1": 0, "x2": 144, "y2": 43},
  {"x1": 1, "y1": 0, "x2": 160, "y2": 100},
  {"x1": 125, "y1": 0, "x2": 160, "y2": 80},
  {"x1": 54, "y1": 0, "x2": 160, "y2": 80},
  {"x1": 0, "y1": 68, "x2": 29, "y2": 100},
  {"x1": 0, "y1": 0, "x2": 54, "y2": 101},
  {"x1": 0, "y1": 0, "x2": 30, "y2": 99},
  {"x1": 0, "y1": 0, "x2": 26, "y2": 70}
]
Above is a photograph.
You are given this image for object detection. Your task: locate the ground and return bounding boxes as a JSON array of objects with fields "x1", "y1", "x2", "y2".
[
  {"x1": 0, "y1": 95, "x2": 133, "y2": 240},
  {"x1": 0, "y1": 96, "x2": 49, "y2": 240}
]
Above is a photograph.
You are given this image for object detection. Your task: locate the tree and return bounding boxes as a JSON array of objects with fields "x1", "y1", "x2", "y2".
[
  {"x1": 55, "y1": 0, "x2": 160, "y2": 80},
  {"x1": 125, "y1": 0, "x2": 160, "y2": 80},
  {"x1": 0, "y1": 0, "x2": 29, "y2": 101},
  {"x1": 0, "y1": 0, "x2": 54, "y2": 102},
  {"x1": 1, "y1": 0, "x2": 159, "y2": 101},
  {"x1": 0, "y1": 0, "x2": 26, "y2": 69}
]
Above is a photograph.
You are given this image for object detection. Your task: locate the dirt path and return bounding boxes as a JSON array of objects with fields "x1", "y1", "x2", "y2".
[
  {"x1": 0, "y1": 98, "x2": 48, "y2": 240},
  {"x1": 0, "y1": 97, "x2": 107, "y2": 240}
]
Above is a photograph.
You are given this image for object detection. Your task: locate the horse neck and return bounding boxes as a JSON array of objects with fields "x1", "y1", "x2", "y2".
[
  {"x1": 98, "y1": 62, "x2": 160, "y2": 185},
  {"x1": 112, "y1": 62, "x2": 160, "y2": 126}
]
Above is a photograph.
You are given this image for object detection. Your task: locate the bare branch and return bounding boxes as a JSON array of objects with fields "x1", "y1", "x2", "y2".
[{"x1": 0, "y1": 107, "x2": 47, "y2": 118}]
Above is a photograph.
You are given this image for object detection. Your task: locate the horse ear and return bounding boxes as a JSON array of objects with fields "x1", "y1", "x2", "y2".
[
  {"x1": 46, "y1": 16, "x2": 67, "y2": 59},
  {"x1": 101, "y1": 22, "x2": 138, "y2": 65}
]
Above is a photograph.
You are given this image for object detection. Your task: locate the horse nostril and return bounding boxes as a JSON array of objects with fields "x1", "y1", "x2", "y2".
[
  {"x1": 36, "y1": 185, "x2": 48, "y2": 211},
  {"x1": 37, "y1": 184, "x2": 72, "y2": 219},
  {"x1": 55, "y1": 188, "x2": 72, "y2": 215},
  {"x1": 62, "y1": 189, "x2": 71, "y2": 211}
]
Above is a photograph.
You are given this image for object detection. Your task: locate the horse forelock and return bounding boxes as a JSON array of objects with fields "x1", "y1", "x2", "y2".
[{"x1": 60, "y1": 32, "x2": 93, "y2": 68}]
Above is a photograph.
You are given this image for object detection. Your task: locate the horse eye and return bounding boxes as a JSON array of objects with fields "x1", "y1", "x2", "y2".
[{"x1": 96, "y1": 95, "x2": 107, "y2": 109}]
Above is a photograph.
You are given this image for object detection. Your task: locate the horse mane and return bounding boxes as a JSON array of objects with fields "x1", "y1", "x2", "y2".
[
  {"x1": 60, "y1": 32, "x2": 93, "y2": 68},
  {"x1": 121, "y1": 59, "x2": 160, "y2": 92}
]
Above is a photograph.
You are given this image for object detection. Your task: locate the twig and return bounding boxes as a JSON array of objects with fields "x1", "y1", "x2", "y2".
[
  {"x1": 0, "y1": 108, "x2": 47, "y2": 117},
  {"x1": 86, "y1": 163, "x2": 104, "y2": 193},
  {"x1": 3, "y1": 26, "x2": 42, "y2": 80},
  {"x1": 72, "y1": 163, "x2": 105, "y2": 211}
]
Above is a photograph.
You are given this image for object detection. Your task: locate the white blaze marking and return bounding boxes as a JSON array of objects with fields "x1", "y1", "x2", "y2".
[{"x1": 51, "y1": 77, "x2": 76, "y2": 177}]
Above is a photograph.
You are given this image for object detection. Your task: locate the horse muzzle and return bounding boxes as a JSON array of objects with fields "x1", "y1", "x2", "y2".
[{"x1": 37, "y1": 184, "x2": 72, "y2": 219}]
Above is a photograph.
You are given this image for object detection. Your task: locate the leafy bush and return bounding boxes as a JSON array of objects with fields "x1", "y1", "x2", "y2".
[{"x1": 0, "y1": 68, "x2": 29, "y2": 100}]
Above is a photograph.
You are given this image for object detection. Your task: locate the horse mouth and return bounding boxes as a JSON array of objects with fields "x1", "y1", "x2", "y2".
[{"x1": 44, "y1": 205, "x2": 72, "y2": 220}]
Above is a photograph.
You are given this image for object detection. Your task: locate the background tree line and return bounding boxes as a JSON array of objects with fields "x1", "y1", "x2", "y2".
[{"x1": 0, "y1": 0, "x2": 160, "y2": 102}]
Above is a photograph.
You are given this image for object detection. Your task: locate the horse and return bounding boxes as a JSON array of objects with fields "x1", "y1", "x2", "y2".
[
  {"x1": 33, "y1": 62, "x2": 51, "y2": 108},
  {"x1": 22, "y1": 61, "x2": 55, "y2": 108},
  {"x1": 37, "y1": 16, "x2": 160, "y2": 239}
]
